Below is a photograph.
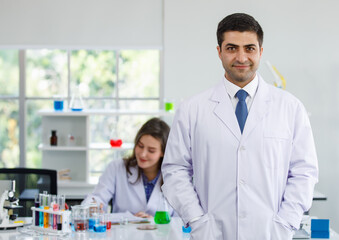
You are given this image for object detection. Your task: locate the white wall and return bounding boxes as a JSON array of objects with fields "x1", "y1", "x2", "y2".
[
  {"x1": 0, "y1": 0, "x2": 162, "y2": 48},
  {"x1": 164, "y1": 0, "x2": 339, "y2": 231}
]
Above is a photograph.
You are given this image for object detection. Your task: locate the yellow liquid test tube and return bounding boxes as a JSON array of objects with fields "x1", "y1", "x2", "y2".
[
  {"x1": 44, "y1": 206, "x2": 49, "y2": 228},
  {"x1": 43, "y1": 194, "x2": 51, "y2": 228}
]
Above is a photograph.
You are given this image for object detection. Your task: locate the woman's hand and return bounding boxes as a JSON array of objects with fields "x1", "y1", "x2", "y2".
[
  {"x1": 91, "y1": 198, "x2": 104, "y2": 213},
  {"x1": 134, "y1": 211, "x2": 153, "y2": 218}
]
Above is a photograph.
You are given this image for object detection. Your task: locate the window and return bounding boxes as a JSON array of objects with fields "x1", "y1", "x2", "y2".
[
  {"x1": 0, "y1": 50, "x2": 19, "y2": 168},
  {"x1": 0, "y1": 49, "x2": 161, "y2": 176}
]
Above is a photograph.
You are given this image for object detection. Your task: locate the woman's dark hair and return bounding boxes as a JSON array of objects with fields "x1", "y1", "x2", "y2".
[
  {"x1": 124, "y1": 117, "x2": 170, "y2": 182},
  {"x1": 217, "y1": 13, "x2": 264, "y2": 48}
]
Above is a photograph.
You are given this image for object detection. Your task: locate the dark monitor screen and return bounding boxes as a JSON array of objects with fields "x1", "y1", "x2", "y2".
[{"x1": 0, "y1": 168, "x2": 57, "y2": 217}]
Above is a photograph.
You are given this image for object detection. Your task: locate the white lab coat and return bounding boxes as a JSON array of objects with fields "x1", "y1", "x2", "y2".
[
  {"x1": 83, "y1": 159, "x2": 174, "y2": 216},
  {"x1": 161, "y1": 74, "x2": 318, "y2": 240}
]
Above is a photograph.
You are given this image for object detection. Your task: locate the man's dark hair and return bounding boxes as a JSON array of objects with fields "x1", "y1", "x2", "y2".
[{"x1": 217, "y1": 13, "x2": 264, "y2": 48}]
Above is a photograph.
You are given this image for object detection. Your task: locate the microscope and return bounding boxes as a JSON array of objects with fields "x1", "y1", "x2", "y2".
[{"x1": 0, "y1": 180, "x2": 24, "y2": 229}]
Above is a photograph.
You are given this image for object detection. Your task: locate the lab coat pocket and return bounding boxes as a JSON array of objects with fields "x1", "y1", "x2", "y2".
[
  {"x1": 270, "y1": 215, "x2": 294, "y2": 240},
  {"x1": 263, "y1": 132, "x2": 292, "y2": 169},
  {"x1": 190, "y1": 213, "x2": 221, "y2": 240}
]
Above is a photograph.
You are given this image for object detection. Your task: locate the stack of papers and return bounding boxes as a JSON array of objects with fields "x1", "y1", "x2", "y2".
[{"x1": 108, "y1": 211, "x2": 150, "y2": 224}]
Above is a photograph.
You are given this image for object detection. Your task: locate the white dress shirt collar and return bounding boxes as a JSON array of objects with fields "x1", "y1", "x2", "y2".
[{"x1": 223, "y1": 74, "x2": 258, "y2": 99}]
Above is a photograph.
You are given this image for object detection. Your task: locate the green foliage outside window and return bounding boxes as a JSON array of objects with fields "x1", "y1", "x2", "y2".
[
  {"x1": 0, "y1": 50, "x2": 19, "y2": 167},
  {"x1": 71, "y1": 50, "x2": 117, "y2": 97}
]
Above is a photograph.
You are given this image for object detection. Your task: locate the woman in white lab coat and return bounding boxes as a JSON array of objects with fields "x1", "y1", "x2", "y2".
[{"x1": 82, "y1": 118, "x2": 174, "y2": 218}]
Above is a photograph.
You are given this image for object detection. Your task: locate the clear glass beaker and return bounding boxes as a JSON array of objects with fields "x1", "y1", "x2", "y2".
[
  {"x1": 53, "y1": 95, "x2": 64, "y2": 111},
  {"x1": 69, "y1": 86, "x2": 84, "y2": 111},
  {"x1": 94, "y1": 213, "x2": 106, "y2": 232},
  {"x1": 72, "y1": 205, "x2": 89, "y2": 232},
  {"x1": 88, "y1": 203, "x2": 99, "y2": 230}
]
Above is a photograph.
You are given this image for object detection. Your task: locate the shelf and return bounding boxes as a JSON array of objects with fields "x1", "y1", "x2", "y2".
[
  {"x1": 38, "y1": 109, "x2": 174, "y2": 116},
  {"x1": 89, "y1": 142, "x2": 134, "y2": 150},
  {"x1": 313, "y1": 190, "x2": 327, "y2": 201},
  {"x1": 39, "y1": 108, "x2": 172, "y2": 184},
  {"x1": 58, "y1": 180, "x2": 96, "y2": 188},
  {"x1": 38, "y1": 144, "x2": 87, "y2": 151},
  {"x1": 58, "y1": 180, "x2": 96, "y2": 198}
]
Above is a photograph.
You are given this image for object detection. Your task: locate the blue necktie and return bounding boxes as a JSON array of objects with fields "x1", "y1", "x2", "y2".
[{"x1": 235, "y1": 89, "x2": 248, "y2": 134}]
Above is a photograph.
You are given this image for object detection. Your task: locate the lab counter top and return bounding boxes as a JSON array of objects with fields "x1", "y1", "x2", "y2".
[
  {"x1": 1, "y1": 217, "x2": 338, "y2": 240},
  {"x1": 0, "y1": 217, "x2": 188, "y2": 240}
]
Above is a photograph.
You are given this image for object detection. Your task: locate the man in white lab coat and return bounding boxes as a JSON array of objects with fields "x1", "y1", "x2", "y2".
[{"x1": 161, "y1": 13, "x2": 318, "y2": 240}]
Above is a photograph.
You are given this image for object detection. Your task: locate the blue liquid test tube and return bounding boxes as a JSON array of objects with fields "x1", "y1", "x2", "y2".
[{"x1": 39, "y1": 193, "x2": 44, "y2": 227}]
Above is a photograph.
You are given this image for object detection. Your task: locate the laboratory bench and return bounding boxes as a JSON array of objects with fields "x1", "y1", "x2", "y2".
[
  {"x1": 1, "y1": 217, "x2": 338, "y2": 240},
  {"x1": 0, "y1": 217, "x2": 187, "y2": 240}
]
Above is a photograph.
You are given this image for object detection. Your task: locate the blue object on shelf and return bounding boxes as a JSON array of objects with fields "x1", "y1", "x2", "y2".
[
  {"x1": 182, "y1": 225, "x2": 191, "y2": 233},
  {"x1": 54, "y1": 100, "x2": 64, "y2": 111},
  {"x1": 311, "y1": 231, "x2": 330, "y2": 239},
  {"x1": 311, "y1": 219, "x2": 330, "y2": 232},
  {"x1": 71, "y1": 108, "x2": 83, "y2": 111}
]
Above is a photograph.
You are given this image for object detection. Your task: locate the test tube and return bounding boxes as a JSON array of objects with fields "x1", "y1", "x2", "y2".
[
  {"x1": 60, "y1": 195, "x2": 65, "y2": 211},
  {"x1": 52, "y1": 195, "x2": 59, "y2": 230},
  {"x1": 50, "y1": 195, "x2": 54, "y2": 228},
  {"x1": 34, "y1": 194, "x2": 40, "y2": 226},
  {"x1": 44, "y1": 194, "x2": 51, "y2": 228},
  {"x1": 39, "y1": 193, "x2": 44, "y2": 227},
  {"x1": 57, "y1": 195, "x2": 65, "y2": 230}
]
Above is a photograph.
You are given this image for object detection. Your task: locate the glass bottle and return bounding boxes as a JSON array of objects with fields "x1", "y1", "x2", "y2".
[
  {"x1": 69, "y1": 86, "x2": 84, "y2": 111},
  {"x1": 67, "y1": 133, "x2": 75, "y2": 146},
  {"x1": 154, "y1": 193, "x2": 171, "y2": 224},
  {"x1": 50, "y1": 130, "x2": 58, "y2": 146}
]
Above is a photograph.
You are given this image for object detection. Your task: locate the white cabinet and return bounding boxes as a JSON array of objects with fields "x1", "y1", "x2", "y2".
[{"x1": 38, "y1": 109, "x2": 173, "y2": 196}]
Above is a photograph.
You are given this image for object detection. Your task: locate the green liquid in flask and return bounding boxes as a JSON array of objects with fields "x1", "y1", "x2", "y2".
[{"x1": 154, "y1": 211, "x2": 171, "y2": 224}]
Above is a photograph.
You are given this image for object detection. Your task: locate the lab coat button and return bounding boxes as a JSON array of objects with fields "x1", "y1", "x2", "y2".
[
  {"x1": 239, "y1": 179, "x2": 245, "y2": 185},
  {"x1": 239, "y1": 213, "x2": 246, "y2": 219},
  {"x1": 240, "y1": 146, "x2": 246, "y2": 151}
]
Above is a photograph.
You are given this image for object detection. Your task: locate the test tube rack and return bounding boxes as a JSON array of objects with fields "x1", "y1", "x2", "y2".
[{"x1": 30, "y1": 207, "x2": 72, "y2": 234}]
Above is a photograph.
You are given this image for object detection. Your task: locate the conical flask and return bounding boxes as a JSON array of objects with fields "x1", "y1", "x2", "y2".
[
  {"x1": 154, "y1": 193, "x2": 171, "y2": 224},
  {"x1": 109, "y1": 127, "x2": 122, "y2": 147},
  {"x1": 69, "y1": 86, "x2": 84, "y2": 111}
]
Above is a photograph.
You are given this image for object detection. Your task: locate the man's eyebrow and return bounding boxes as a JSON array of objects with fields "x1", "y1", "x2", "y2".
[
  {"x1": 225, "y1": 43, "x2": 238, "y2": 47},
  {"x1": 244, "y1": 44, "x2": 257, "y2": 47},
  {"x1": 225, "y1": 43, "x2": 257, "y2": 48}
]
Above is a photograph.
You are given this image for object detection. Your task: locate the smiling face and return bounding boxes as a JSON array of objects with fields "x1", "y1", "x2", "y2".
[
  {"x1": 217, "y1": 31, "x2": 263, "y2": 88},
  {"x1": 135, "y1": 134, "x2": 163, "y2": 174}
]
